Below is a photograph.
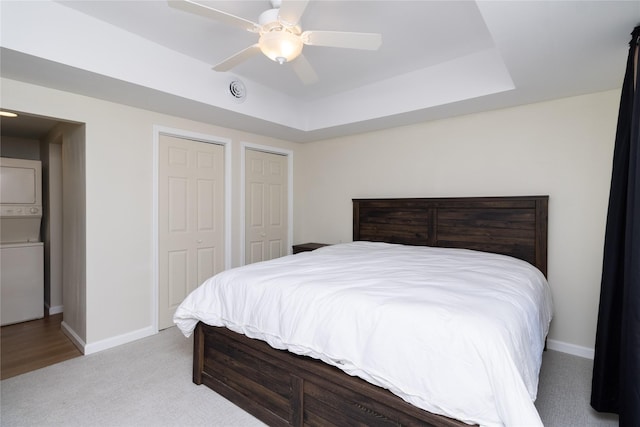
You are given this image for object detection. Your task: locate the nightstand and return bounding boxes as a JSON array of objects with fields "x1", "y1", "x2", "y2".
[{"x1": 292, "y1": 243, "x2": 330, "y2": 254}]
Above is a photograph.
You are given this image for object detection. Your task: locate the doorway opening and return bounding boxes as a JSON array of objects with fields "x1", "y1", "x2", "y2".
[{"x1": 0, "y1": 111, "x2": 86, "y2": 376}]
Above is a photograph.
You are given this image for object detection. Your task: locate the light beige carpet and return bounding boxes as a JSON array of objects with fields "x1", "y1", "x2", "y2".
[
  {"x1": 1, "y1": 327, "x2": 264, "y2": 427},
  {"x1": 1, "y1": 326, "x2": 619, "y2": 426}
]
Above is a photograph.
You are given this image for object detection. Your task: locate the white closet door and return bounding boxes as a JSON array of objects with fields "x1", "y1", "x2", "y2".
[
  {"x1": 158, "y1": 135, "x2": 224, "y2": 330},
  {"x1": 245, "y1": 149, "x2": 288, "y2": 264}
]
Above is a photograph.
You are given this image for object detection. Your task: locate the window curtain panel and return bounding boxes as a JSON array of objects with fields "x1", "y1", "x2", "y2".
[{"x1": 591, "y1": 26, "x2": 640, "y2": 426}]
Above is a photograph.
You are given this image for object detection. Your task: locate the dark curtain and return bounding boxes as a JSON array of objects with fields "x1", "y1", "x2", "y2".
[{"x1": 591, "y1": 26, "x2": 640, "y2": 426}]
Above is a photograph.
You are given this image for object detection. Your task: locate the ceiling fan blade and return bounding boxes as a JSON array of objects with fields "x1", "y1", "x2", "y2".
[
  {"x1": 278, "y1": 0, "x2": 309, "y2": 28},
  {"x1": 291, "y1": 54, "x2": 318, "y2": 85},
  {"x1": 212, "y1": 44, "x2": 261, "y2": 71},
  {"x1": 168, "y1": 0, "x2": 260, "y2": 33},
  {"x1": 302, "y1": 31, "x2": 382, "y2": 50}
]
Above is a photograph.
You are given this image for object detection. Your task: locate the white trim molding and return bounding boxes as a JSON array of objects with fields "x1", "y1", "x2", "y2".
[
  {"x1": 546, "y1": 339, "x2": 595, "y2": 359},
  {"x1": 62, "y1": 321, "x2": 155, "y2": 356},
  {"x1": 46, "y1": 304, "x2": 64, "y2": 315},
  {"x1": 84, "y1": 326, "x2": 156, "y2": 356},
  {"x1": 60, "y1": 321, "x2": 86, "y2": 355}
]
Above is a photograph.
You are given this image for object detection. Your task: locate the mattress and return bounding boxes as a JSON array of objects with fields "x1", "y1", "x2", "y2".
[{"x1": 174, "y1": 241, "x2": 553, "y2": 426}]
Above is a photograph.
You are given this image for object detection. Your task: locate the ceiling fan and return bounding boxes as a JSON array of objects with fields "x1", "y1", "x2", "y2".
[{"x1": 168, "y1": 0, "x2": 382, "y2": 84}]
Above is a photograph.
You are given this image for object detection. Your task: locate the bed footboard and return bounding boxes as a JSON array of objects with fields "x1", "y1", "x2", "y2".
[{"x1": 192, "y1": 322, "x2": 469, "y2": 427}]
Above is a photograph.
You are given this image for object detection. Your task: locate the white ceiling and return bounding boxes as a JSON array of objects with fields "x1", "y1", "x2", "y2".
[{"x1": 1, "y1": 1, "x2": 638, "y2": 142}]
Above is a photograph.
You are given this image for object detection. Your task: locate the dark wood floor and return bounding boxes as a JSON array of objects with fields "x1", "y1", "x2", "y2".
[{"x1": 1, "y1": 313, "x2": 82, "y2": 380}]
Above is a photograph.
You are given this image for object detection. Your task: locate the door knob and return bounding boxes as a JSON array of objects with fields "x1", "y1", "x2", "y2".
[
  {"x1": 196, "y1": 239, "x2": 203, "y2": 243},
  {"x1": 260, "y1": 232, "x2": 266, "y2": 237}
]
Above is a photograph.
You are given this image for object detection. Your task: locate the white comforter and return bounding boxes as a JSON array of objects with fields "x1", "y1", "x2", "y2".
[{"x1": 174, "y1": 241, "x2": 553, "y2": 427}]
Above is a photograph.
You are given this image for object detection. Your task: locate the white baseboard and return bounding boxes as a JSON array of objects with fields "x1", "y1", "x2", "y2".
[
  {"x1": 60, "y1": 321, "x2": 593, "y2": 361},
  {"x1": 547, "y1": 339, "x2": 594, "y2": 359},
  {"x1": 60, "y1": 322, "x2": 156, "y2": 356},
  {"x1": 83, "y1": 326, "x2": 156, "y2": 355},
  {"x1": 60, "y1": 321, "x2": 86, "y2": 354},
  {"x1": 48, "y1": 305, "x2": 64, "y2": 315}
]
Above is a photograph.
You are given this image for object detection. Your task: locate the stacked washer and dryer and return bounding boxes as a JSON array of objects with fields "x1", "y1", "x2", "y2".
[{"x1": 0, "y1": 157, "x2": 45, "y2": 326}]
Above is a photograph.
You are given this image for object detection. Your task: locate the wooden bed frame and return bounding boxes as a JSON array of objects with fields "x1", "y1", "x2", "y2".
[{"x1": 192, "y1": 196, "x2": 549, "y2": 426}]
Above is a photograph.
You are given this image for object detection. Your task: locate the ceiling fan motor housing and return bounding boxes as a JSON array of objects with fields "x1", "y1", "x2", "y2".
[{"x1": 258, "y1": 8, "x2": 279, "y2": 26}]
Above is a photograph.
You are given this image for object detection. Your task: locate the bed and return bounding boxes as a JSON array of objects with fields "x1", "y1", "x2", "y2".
[{"x1": 174, "y1": 196, "x2": 552, "y2": 427}]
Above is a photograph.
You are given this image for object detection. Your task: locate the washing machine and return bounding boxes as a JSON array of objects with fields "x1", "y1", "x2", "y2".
[
  {"x1": 1, "y1": 242, "x2": 44, "y2": 325},
  {"x1": 0, "y1": 157, "x2": 45, "y2": 326}
]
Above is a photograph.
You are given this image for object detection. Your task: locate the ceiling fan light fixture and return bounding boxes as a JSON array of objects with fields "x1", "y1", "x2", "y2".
[
  {"x1": 259, "y1": 30, "x2": 303, "y2": 64},
  {"x1": 172, "y1": 0, "x2": 382, "y2": 85}
]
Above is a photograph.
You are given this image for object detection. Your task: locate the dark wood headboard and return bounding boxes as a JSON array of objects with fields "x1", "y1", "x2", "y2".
[{"x1": 353, "y1": 196, "x2": 548, "y2": 276}]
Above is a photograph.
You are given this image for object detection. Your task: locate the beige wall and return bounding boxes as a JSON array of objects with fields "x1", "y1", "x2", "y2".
[
  {"x1": 40, "y1": 131, "x2": 64, "y2": 313},
  {"x1": 1, "y1": 77, "x2": 619, "y2": 355},
  {"x1": 295, "y1": 89, "x2": 620, "y2": 353},
  {"x1": 1, "y1": 78, "x2": 299, "y2": 350},
  {"x1": 0, "y1": 135, "x2": 40, "y2": 159},
  {"x1": 61, "y1": 122, "x2": 87, "y2": 343}
]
